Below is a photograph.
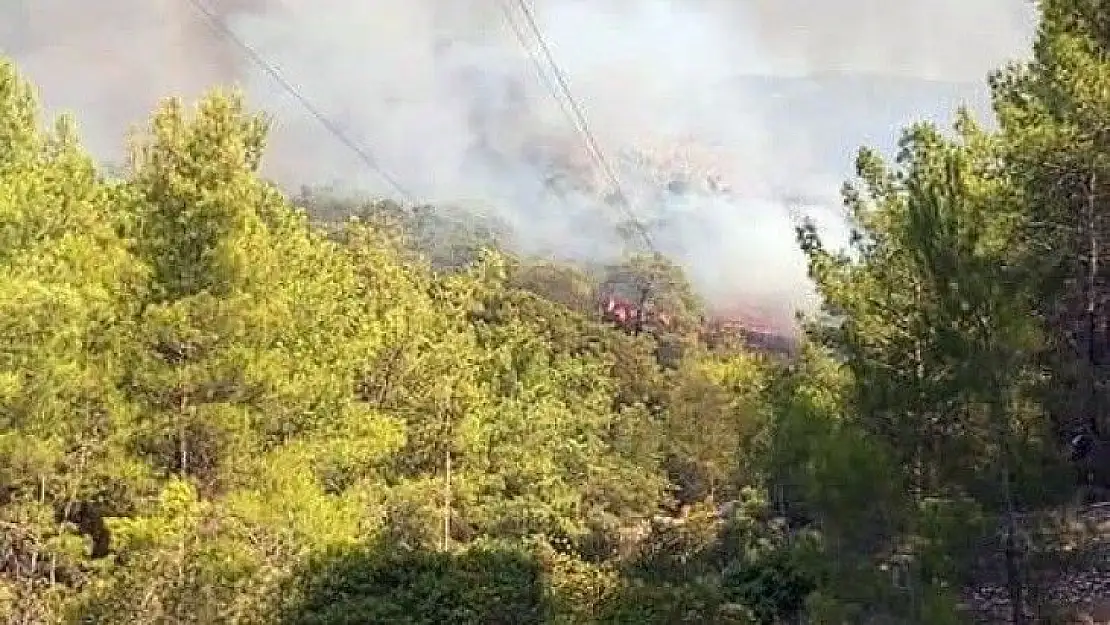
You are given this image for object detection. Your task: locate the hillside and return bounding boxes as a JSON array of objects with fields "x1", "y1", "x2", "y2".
[{"x1": 7, "y1": 3, "x2": 1110, "y2": 624}]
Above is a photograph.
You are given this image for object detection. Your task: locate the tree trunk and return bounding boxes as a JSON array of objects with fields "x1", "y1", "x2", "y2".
[
  {"x1": 1003, "y1": 521, "x2": 1026, "y2": 625},
  {"x1": 991, "y1": 366, "x2": 1026, "y2": 625},
  {"x1": 1085, "y1": 169, "x2": 1101, "y2": 438},
  {"x1": 442, "y1": 448, "x2": 452, "y2": 552}
]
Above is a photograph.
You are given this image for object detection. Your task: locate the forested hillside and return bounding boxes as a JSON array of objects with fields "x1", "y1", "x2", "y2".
[{"x1": 7, "y1": 2, "x2": 1110, "y2": 623}]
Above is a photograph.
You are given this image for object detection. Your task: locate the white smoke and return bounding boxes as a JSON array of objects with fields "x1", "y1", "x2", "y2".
[{"x1": 1, "y1": 0, "x2": 1038, "y2": 325}]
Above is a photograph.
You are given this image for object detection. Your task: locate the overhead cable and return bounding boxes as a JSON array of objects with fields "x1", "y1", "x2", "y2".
[
  {"x1": 186, "y1": 0, "x2": 416, "y2": 203},
  {"x1": 502, "y1": 0, "x2": 657, "y2": 252}
]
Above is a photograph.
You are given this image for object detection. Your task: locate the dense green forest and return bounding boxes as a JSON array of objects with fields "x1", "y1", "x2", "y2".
[{"x1": 10, "y1": 2, "x2": 1110, "y2": 623}]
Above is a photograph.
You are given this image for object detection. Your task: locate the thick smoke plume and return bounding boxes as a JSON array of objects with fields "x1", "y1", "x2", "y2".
[{"x1": 1, "y1": 0, "x2": 1036, "y2": 329}]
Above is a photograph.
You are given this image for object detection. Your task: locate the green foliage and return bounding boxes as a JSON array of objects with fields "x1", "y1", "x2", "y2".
[
  {"x1": 722, "y1": 547, "x2": 815, "y2": 625},
  {"x1": 280, "y1": 541, "x2": 548, "y2": 625},
  {"x1": 715, "y1": 493, "x2": 823, "y2": 625},
  {"x1": 596, "y1": 580, "x2": 732, "y2": 625},
  {"x1": 296, "y1": 190, "x2": 512, "y2": 272},
  {"x1": 3, "y1": 4, "x2": 1109, "y2": 621}
]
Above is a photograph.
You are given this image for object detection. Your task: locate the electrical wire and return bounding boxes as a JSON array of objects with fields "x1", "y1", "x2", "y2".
[
  {"x1": 186, "y1": 0, "x2": 416, "y2": 203},
  {"x1": 500, "y1": 0, "x2": 673, "y2": 331},
  {"x1": 498, "y1": 3, "x2": 581, "y2": 150},
  {"x1": 194, "y1": 0, "x2": 670, "y2": 315},
  {"x1": 501, "y1": 0, "x2": 657, "y2": 253}
]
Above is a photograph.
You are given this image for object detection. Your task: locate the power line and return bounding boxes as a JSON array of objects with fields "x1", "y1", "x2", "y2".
[
  {"x1": 186, "y1": 0, "x2": 415, "y2": 203},
  {"x1": 500, "y1": 0, "x2": 672, "y2": 328},
  {"x1": 498, "y1": 3, "x2": 581, "y2": 147},
  {"x1": 193, "y1": 0, "x2": 669, "y2": 298},
  {"x1": 501, "y1": 0, "x2": 657, "y2": 252}
]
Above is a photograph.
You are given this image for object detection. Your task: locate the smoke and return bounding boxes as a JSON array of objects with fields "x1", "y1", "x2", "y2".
[{"x1": 1, "y1": 0, "x2": 1037, "y2": 327}]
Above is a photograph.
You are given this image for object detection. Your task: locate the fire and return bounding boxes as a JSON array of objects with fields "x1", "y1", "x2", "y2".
[{"x1": 598, "y1": 293, "x2": 795, "y2": 354}]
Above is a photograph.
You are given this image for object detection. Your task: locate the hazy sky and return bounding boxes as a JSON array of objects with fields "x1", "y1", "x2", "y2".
[{"x1": 0, "y1": 0, "x2": 1039, "y2": 323}]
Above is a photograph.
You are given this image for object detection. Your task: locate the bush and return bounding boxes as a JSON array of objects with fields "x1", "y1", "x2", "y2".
[{"x1": 280, "y1": 541, "x2": 548, "y2": 625}]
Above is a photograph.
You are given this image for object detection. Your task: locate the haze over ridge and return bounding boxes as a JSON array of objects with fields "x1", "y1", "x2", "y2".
[{"x1": 0, "y1": 0, "x2": 1038, "y2": 326}]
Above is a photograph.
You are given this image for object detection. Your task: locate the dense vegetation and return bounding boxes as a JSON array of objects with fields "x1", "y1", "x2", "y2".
[{"x1": 8, "y1": 2, "x2": 1110, "y2": 623}]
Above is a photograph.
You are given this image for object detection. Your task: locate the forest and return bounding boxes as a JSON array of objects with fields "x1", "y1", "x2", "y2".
[{"x1": 8, "y1": 2, "x2": 1110, "y2": 624}]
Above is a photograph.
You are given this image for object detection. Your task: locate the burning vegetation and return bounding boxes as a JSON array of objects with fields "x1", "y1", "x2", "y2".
[{"x1": 598, "y1": 292, "x2": 796, "y2": 356}]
